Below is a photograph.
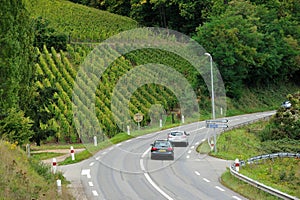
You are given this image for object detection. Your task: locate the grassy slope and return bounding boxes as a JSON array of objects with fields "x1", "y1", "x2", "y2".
[
  {"x1": 197, "y1": 121, "x2": 300, "y2": 199},
  {"x1": 24, "y1": 0, "x2": 138, "y2": 42},
  {"x1": 0, "y1": 140, "x2": 73, "y2": 199}
]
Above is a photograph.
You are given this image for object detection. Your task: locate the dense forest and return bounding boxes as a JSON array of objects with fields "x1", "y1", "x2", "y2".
[{"x1": 0, "y1": 0, "x2": 299, "y2": 146}]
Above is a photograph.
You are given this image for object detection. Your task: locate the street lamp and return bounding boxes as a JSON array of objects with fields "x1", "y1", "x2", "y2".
[
  {"x1": 204, "y1": 52, "x2": 217, "y2": 152},
  {"x1": 204, "y1": 53, "x2": 215, "y2": 120}
]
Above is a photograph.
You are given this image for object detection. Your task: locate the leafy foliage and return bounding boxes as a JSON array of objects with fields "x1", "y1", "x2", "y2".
[{"x1": 261, "y1": 91, "x2": 300, "y2": 141}]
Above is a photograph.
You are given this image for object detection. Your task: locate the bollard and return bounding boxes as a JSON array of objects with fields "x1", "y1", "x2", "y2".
[
  {"x1": 57, "y1": 179, "x2": 62, "y2": 195},
  {"x1": 159, "y1": 119, "x2": 162, "y2": 128},
  {"x1": 70, "y1": 146, "x2": 75, "y2": 161},
  {"x1": 93, "y1": 136, "x2": 97, "y2": 147},
  {"x1": 182, "y1": 115, "x2": 185, "y2": 124},
  {"x1": 210, "y1": 140, "x2": 215, "y2": 151},
  {"x1": 127, "y1": 125, "x2": 130, "y2": 135},
  {"x1": 235, "y1": 158, "x2": 240, "y2": 172},
  {"x1": 52, "y1": 158, "x2": 57, "y2": 174}
]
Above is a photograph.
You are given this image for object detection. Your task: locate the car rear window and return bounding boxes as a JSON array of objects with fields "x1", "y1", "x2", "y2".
[
  {"x1": 154, "y1": 141, "x2": 170, "y2": 147},
  {"x1": 170, "y1": 132, "x2": 183, "y2": 136}
]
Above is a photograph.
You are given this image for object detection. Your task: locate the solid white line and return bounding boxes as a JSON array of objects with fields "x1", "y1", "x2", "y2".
[
  {"x1": 89, "y1": 162, "x2": 94, "y2": 166},
  {"x1": 144, "y1": 173, "x2": 174, "y2": 200},
  {"x1": 215, "y1": 186, "x2": 225, "y2": 192},
  {"x1": 232, "y1": 196, "x2": 242, "y2": 200},
  {"x1": 194, "y1": 171, "x2": 200, "y2": 176},
  {"x1": 92, "y1": 190, "x2": 99, "y2": 196},
  {"x1": 142, "y1": 147, "x2": 151, "y2": 158},
  {"x1": 88, "y1": 181, "x2": 94, "y2": 187},
  {"x1": 203, "y1": 178, "x2": 210, "y2": 183}
]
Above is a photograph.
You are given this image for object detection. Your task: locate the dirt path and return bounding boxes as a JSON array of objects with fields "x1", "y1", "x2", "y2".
[{"x1": 32, "y1": 148, "x2": 86, "y2": 164}]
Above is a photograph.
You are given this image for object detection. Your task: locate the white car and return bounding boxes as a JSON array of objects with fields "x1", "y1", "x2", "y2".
[
  {"x1": 281, "y1": 101, "x2": 291, "y2": 109},
  {"x1": 167, "y1": 131, "x2": 189, "y2": 147}
]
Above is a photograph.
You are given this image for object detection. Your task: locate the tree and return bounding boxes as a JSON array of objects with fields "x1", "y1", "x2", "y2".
[
  {"x1": 28, "y1": 86, "x2": 58, "y2": 146},
  {"x1": 0, "y1": 0, "x2": 35, "y2": 111},
  {"x1": 0, "y1": 108, "x2": 33, "y2": 146},
  {"x1": 260, "y1": 91, "x2": 300, "y2": 141}
]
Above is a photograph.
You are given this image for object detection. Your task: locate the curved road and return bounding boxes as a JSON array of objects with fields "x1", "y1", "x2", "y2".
[{"x1": 61, "y1": 111, "x2": 275, "y2": 200}]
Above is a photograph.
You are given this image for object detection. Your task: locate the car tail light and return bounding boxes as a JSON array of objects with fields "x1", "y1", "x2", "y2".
[
  {"x1": 151, "y1": 147, "x2": 158, "y2": 151},
  {"x1": 167, "y1": 147, "x2": 173, "y2": 151}
]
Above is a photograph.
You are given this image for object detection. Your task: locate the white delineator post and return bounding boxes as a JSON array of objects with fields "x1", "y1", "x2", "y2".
[
  {"x1": 57, "y1": 179, "x2": 62, "y2": 195},
  {"x1": 52, "y1": 158, "x2": 57, "y2": 174},
  {"x1": 70, "y1": 146, "x2": 75, "y2": 161},
  {"x1": 127, "y1": 125, "x2": 130, "y2": 135},
  {"x1": 93, "y1": 136, "x2": 97, "y2": 147},
  {"x1": 235, "y1": 158, "x2": 240, "y2": 172},
  {"x1": 159, "y1": 119, "x2": 162, "y2": 128},
  {"x1": 181, "y1": 115, "x2": 185, "y2": 124}
]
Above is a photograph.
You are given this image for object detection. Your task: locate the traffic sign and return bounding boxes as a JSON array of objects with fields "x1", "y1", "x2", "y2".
[
  {"x1": 134, "y1": 113, "x2": 144, "y2": 122},
  {"x1": 206, "y1": 123, "x2": 228, "y2": 128},
  {"x1": 206, "y1": 119, "x2": 228, "y2": 123}
]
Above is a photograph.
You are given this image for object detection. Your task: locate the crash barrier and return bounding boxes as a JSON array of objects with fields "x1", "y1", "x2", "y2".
[{"x1": 230, "y1": 153, "x2": 300, "y2": 200}]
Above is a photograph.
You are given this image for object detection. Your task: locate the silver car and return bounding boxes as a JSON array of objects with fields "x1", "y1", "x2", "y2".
[{"x1": 167, "y1": 131, "x2": 189, "y2": 147}]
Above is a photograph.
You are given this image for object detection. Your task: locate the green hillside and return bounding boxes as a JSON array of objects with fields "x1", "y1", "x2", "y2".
[{"x1": 25, "y1": 0, "x2": 138, "y2": 42}]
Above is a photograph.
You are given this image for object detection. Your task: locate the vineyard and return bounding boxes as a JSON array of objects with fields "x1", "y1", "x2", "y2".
[
  {"x1": 24, "y1": 0, "x2": 138, "y2": 42},
  {"x1": 35, "y1": 43, "x2": 211, "y2": 143}
]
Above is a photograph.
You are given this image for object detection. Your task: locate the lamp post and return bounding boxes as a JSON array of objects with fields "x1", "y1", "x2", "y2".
[{"x1": 204, "y1": 52, "x2": 217, "y2": 152}]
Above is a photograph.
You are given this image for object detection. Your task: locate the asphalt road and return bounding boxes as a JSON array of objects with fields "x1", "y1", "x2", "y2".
[{"x1": 60, "y1": 111, "x2": 275, "y2": 200}]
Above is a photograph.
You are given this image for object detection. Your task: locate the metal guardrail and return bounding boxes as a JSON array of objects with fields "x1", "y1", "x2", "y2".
[{"x1": 230, "y1": 153, "x2": 300, "y2": 200}]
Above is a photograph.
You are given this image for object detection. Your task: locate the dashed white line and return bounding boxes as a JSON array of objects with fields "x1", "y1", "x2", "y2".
[
  {"x1": 188, "y1": 150, "x2": 192, "y2": 154},
  {"x1": 186, "y1": 155, "x2": 190, "y2": 159},
  {"x1": 116, "y1": 143, "x2": 122, "y2": 147},
  {"x1": 201, "y1": 138, "x2": 206, "y2": 142},
  {"x1": 195, "y1": 142, "x2": 199, "y2": 145},
  {"x1": 203, "y1": 178, "x2": 210, "y2": 183},
  {"x1": 232, "y1": 196, "x2": 242, "y2": 200},
  {"x1": 92, "y1": 190, "x2": 99, "y2": 196},
  {"x1": 190, "y1": 146, "x2": 195, "y2": 149},
  {"x1": 88, "y1": 181, "x2": 94, "y2": 187},
  {"x1": 102, "y1": 151, "x2": 107, "y2": 155},
  {"x1": 95, "y1": 156, "x2": 101, "y2": 160},
  {"x1": 215, "y1": 186, "x2": 225, "y2": 192},
  {"x1": 89, "y1": 162, "x2": 94, "y2": 166},
  {"x1": 194, "y1": 171, "x2": 200, "y2": 176}
]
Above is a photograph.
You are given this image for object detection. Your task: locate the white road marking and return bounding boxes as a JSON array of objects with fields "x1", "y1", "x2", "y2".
[
  {"x1": 108, "y1": 147, "x2": 114, "y2": 151},
  {"x1": 195, "y1": 142, "x2": 199, "y2": 145},
  {"x1": 142, "y1": 147, "x2": 151, "y2": 158},
  {"x1": 203, "y1": 178, "x2": 210, "y2": 183},
  {"x1": 102, "y1": 151, "x2": 107, "y2": 155},
  {"x1": 81, "y1": 169, "x2": 91, "y2": 179},
  {"x1": 144, "y1": 173, "x2": 174, "y2": 200},
  {"x1": 126, "y1": 139, "x2": 132, "y2": 143},
  {"x1": 194, "y1": 171, "x2": 200, "y2": 176},
  {"x1": 190, "y1": 146, "x2": 195, "y2": 149},
  {"x1": 95, "y1": 156, "x2": 101, "y2": 160},
  {"x1": 89, "y1": 162, "x2": 94, "y2": 166},
  {"x1": 92, "y1": 190, "x2": 99, "y2": 196},
  {"x1": 116, "y1": 143, "x2": 122, "y2": 147},
  {"x1": 88, "y1": 181, "x2": 94, "y2": 187},
  {"x1": 188, "y1": 150, "x2": 192, "y2": 154},
  {"x1": 140, "y1": 159, "x2": 145, "y2": 171},
  {"x1": 201, "y1": 138, "x2": 206, "y2": 142},
  {"x1": 186, "y1": 155, "x2": 190, "y2": 159},
  {"x1": 215, "y1": 186, "x2": 225, "y2": 192},
  {"x1": 232, "y1": 196, "x2": 242, "y2": 200}
]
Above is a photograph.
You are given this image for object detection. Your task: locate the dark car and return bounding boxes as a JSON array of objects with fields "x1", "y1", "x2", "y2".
[
  {"x1": 150, "y1": 139, "x2": 174, "y2": 160},
  {"x1": 167, "y1": 130, "x2": 189, "y2": 147}
]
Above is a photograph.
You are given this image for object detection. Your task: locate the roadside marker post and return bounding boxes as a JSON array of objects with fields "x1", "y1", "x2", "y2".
[
  {"x1": 235, "y1": 158, "x2": 240, "y2": 172},
  {"x1": 93, "y1": 136, "x2": 97, "y2": 147},
  {"x1": 159, "y1": 119, "x2": 162, "y2": 128},
  {"x1": 127, "y1": 125, "x2": 130, "y2": 135},
  {"x1": 52, "y1": 158, "x2": 57, "y2": 174},
  {"x1": 70, "y1": 146, "x2": 75, "y2": 161},
  {"x1": 57, "y1": 179, "x2": 62, "y2": 195}
]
